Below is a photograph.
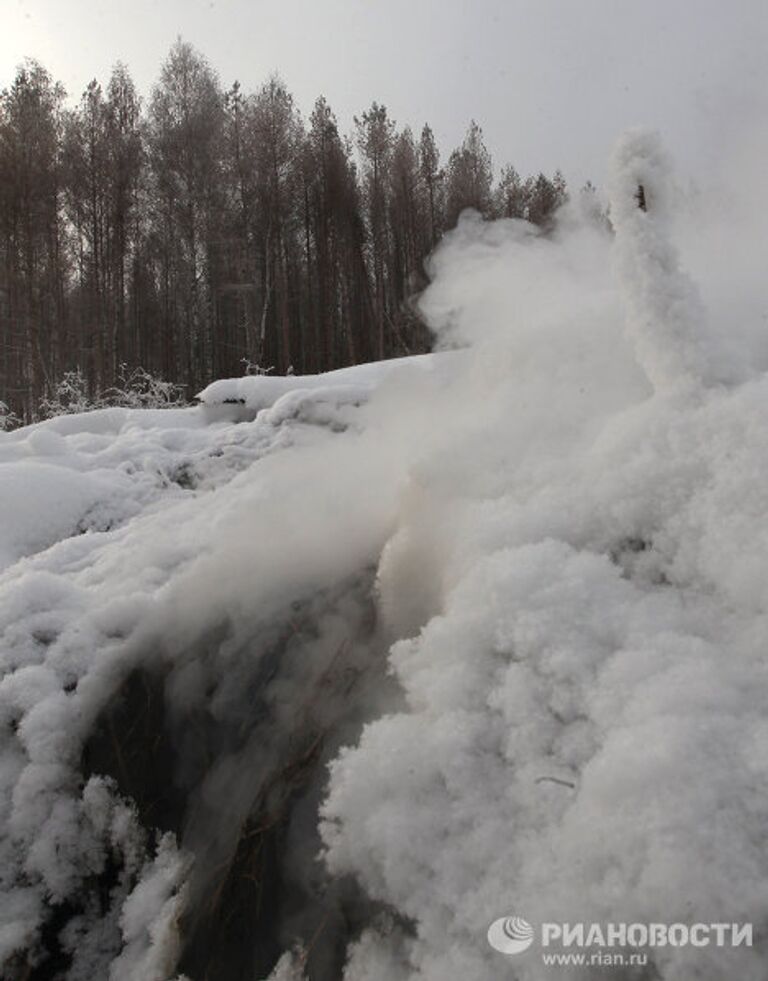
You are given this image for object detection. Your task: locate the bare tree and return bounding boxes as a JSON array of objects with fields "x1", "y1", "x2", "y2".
[
  {"x1": 445, "y1": 120, "x2": 492, "y2": 227},
  {"x1": 0, "y1": 61, "x2": 67, "y2": 417},
  {"x1": 146, "y1": 40, "x2": 224, "y2": 389}
]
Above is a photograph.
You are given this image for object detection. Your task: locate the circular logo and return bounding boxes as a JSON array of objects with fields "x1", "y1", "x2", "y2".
[{"x1": 487, "y1": 916, "x2": 535, "y2": 955}]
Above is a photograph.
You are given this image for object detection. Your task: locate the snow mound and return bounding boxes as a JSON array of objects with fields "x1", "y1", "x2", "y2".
[
  {"x1": 195, "y1": 354, "x2": 442, "y2": 423},
  {"x1": 0, "y1": 350, "x2": 452, "y2": 979}
]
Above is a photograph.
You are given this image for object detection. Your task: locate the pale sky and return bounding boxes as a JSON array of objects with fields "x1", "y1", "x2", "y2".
[{"x1": 2, "y1": 0, "x2": 767, "y2": 187}]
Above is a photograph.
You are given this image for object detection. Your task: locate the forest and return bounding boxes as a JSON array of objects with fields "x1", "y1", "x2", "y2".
[{"x1": 0, "y1": 40, "x2": 569, "y2": 424}]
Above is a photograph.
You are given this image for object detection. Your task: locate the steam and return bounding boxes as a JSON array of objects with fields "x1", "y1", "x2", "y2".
[
  {"x1": 608, "y1": 128, "x2": 716, "y2": 390},
  {"x1": 320, "y1": 129, "x2": 768, "y2": 981}
]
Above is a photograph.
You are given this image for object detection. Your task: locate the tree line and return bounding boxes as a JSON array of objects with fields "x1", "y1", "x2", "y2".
[{"x1": 0, "y1": 40, "x2": 569, "y2": 423}]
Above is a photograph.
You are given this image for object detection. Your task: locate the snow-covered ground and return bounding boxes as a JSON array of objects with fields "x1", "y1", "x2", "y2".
[{"x1": 3, "y1": 130, "x2": 768, "y2": 980}]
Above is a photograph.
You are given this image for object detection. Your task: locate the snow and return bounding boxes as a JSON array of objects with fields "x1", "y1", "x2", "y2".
[
  {"x1": 0, "y1": 406, "x2": 212, "y2": 572},
  {"x1": 2, "y1": 129, "x2": 768, "y2": 979},
  {"x1": 195, "y1": 354, "x2": 445, "y2": 422},
  {"x1": 0, "y1": 463, "x2": 114, "y2": 571}
]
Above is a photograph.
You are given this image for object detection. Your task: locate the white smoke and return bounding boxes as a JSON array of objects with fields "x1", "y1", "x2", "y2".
[
  {"x1": 607, "y1": 127, "x2": 721, "y2": 390},
  {"x1": 319, "y1": 130, "x2": 768, "y2": 981}
]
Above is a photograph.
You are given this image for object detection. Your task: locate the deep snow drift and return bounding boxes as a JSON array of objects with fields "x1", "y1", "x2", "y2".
[{"x1": 2, "y1": 129, "x2": 768, "y2": 980}]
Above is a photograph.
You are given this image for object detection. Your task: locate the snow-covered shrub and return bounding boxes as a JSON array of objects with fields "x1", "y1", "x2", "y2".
[
  {"x1": 0, "y1": 400, "x2": 21, "y2": 432},
  {"x1": 241, "y1": 358, "x2": 275, "y2": 376},
  {"x1": 102, "y1": 365, "x2": 187, "y2": 410},
  {"x1": 37, "y1": 365, "x2": 186, "y2": 421},
  {"x1": 38, "y1": 368, "x2": 95, "y2": 417}
]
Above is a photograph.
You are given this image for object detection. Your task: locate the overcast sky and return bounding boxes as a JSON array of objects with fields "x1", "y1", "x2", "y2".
[{"x1": 2, "y1": 0, "x2": 767, "y2": 186}]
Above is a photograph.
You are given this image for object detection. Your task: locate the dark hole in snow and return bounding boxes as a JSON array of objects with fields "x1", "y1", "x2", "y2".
[
  {"x1": 76, "y1": 508, "x2": 115, "y2": 535},
  {"x1": 170, "y1": 461, "x2": 198, "y2": 490},
  {"x1": 68, "y1": 570, "x2": 401, "y2": 980},
  {"x1": 177, "y1": 740, "x2": 388, "y2": 981},
  {"x1": 82, "y1": 667, "x2": 186, "y2": 836},
  {"x1": 609, "y1": 535, "x2": 650, "y2": 575},
  {"x1": 179, "y1": 807, "x2": 286, "y2": 978},
  {"x1": 19, "y1": 899, "x2": 79, "y2": 980},
  {"x1": 176, "y1": 574, "x2": 392, "y2": 980},
  {"x1": 616, "y1": 536, "x2": 649, "y2": 555},
  {"x1": 609, "y1": 535, "x2": 671, "y2": 587},
  {"x1": 13, "y1": 854, "x2": 126, "y2": 981},
  {"x1": 32, "y1": 629, "x2": 58, "y2": 648}
]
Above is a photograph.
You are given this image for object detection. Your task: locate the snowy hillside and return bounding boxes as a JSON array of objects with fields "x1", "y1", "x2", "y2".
[{"x1": 2, "y1": 130, "x2": 768, "y2": 980}]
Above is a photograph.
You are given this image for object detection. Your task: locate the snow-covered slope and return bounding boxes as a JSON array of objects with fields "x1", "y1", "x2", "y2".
[
  {"x1": 0, "y1": 351, "x2": 463, "y2": 981},
  {"x1": 3, "y1": 130, "x2": 768, "y2": 981}
]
